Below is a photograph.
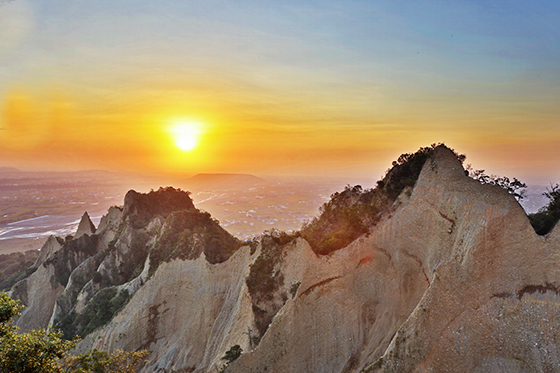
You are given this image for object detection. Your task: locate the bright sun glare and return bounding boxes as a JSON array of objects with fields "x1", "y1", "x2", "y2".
[{"x1": 170, "y1": 122, "x2": 201, "y2": 151}]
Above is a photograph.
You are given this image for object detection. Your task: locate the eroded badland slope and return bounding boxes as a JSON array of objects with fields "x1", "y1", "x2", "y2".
[{"x1": 10, "y1": 146, "x2": 560, "y2": 372}]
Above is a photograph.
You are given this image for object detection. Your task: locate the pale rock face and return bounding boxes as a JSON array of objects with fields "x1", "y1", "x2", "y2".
[
  {"x1": 80, "y1": 246, "x2": 256, "y2": 373},
  {"x1": 368, "y1": 150, "x2": 560, "y2": 372},
  {"x1": 33, "y1": 235, "x2": 63, "y2": 268},
  {"x1": 97, "y1": 206, "x2": 123, "y2": 233},
  {"x1": 11, "y1": 235, "x2": 64, "y2": 331},
  {"x1": 75, "y1": 211, "x2": 97, "y2": 238},
  {"x1": 12, "y1": 264, "x2": 65, "y2": 332},
  {"x1": 13, "y1": 147, "x2": 560, "y2": 373},
  {"x1": 229, "y1": 223, "x2": 428, "y2": 372},
  {"x1": 229, "y1": 147, "x2": 560, "y2": 373},
  {"x1": 95, "y1": 206, "x2": 124, "y2": 251}
]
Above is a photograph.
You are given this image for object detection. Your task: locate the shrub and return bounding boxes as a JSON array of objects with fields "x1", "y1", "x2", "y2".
[
  {"x1": 0, "y1": 292, "x2": 78, "y2": 373},
  {"x1": 149, "y1": 209, "x2": 241, "y2": 276},
  {"x1": 246, "y1": 233, "x2": 286, "y2": 301},
  {"x1": 218, "y1": 345, "x2": 243, "y2": 373},
  {"x1": 529, "y1": 183, "x2": 560, "y2": 235},
  {"x1": 1, "y1": 292, "x2": 148, "y2": 373},
  {"x1": 466, "y1": 165, "x2": 527, "y2": 200},
  {"x1": 302, "y1": 185, "x2": 378, "y2": 255},
  {"x1": 61, "y1": 348, "x2": 149, "y2": 373},
  {"x1": 54, "y1": 288, "x2": 130, "y2": 339},
  {"x1": 221, "y1": 344, "x2": 242, "y2": 363}
]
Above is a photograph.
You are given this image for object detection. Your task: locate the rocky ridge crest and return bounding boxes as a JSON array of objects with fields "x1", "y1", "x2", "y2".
[{"x1": 10, "y1": 146, "x2": 560, "y2": 372}]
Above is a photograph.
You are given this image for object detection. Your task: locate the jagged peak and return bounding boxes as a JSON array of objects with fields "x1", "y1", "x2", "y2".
[
  {"x1": 96, "y1": 206, "x2": 123, "y2": 233},
  {"x1": 416, "y1": 145, "x2": 524, "y2": 212},
  {"x1": 122, "y1": 187, "x2": 196, "y2": 229},
  {"x1": 33, "y1": 235, "x2": 64, "y2": 269},
  {"x1": 75, "y1": 212, "x2": 96, "y2": 238}
]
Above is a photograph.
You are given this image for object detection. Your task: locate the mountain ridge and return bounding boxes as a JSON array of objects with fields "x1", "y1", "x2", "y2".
[{"x1": 9, "y1": 145, "x2": 560, "y2": 372}]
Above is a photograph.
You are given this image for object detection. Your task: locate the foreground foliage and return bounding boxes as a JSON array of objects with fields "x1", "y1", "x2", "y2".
[
  {"x1": 0, "y1": 293, "x2": 78, "y2": 373},
  {"x1": 61, "y1": 348, "x2": 149, "y2": 373},
  {"x1": 0, "y1": 292, "x2": 148, "y2": 373}
]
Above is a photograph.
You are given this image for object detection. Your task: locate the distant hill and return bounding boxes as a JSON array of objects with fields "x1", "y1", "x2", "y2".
[
  {"x1": 184, "y1": 173, "x2": 266, "y2": 190},
  {"x1": 0, "y1": 167, "x2": 21, "y2": 173}
]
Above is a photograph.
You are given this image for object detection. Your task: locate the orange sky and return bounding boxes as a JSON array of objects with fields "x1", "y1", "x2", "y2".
[{"x1": 1, "y1": 0, "x2": 560, "y2": 185}]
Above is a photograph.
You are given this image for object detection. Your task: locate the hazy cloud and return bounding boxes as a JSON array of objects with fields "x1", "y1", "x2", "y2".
[{"x1": 0, "y1": 0, "x2": 33, "y2": 53}]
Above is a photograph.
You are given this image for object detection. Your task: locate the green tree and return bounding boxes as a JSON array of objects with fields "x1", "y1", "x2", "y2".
[
  {"x1": 218, "y1": 345, "x2": 243, "y2": 372},
  {"x1": 0, "y1": 292, "x2": 149, "y2": 373},
  {"x1": 61, "y1": 348, "x2": 149, "y2": 373},
  {"x1": 0, "y1": 292, "x2": 77, "y2": 373},
  {"x1": 221, "y1": 344, "x2": 242, "y2": 364},
  {"x1": 529, "y1": 183, "x2": 560, "y2": 235},
  {"x1": 465, "y1": 165, "x2": 527, "y2": 200}
]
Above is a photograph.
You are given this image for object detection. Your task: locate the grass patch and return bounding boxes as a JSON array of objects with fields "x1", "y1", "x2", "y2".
[{"x1": 54, "y1": 287, "x2": 130, "y2": 339}]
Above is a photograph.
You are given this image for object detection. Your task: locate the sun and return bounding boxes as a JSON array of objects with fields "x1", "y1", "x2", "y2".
[{"x1": 169, "y1": 122, "x2": 201, "y2": 151}]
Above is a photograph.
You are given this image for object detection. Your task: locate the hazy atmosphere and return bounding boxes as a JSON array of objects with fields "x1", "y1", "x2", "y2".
[
  {"x1": 1, "y1": 0, "x2": 560, "y2": 183},
  {"x1": 4, "y1": 2, "x2": 560, "y2": 372}
]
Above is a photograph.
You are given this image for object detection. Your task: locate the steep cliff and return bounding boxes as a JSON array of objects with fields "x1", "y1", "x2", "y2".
[
  {"x1": 230, "y1": 146, "x2": 560, "y2": 372},
  {"x1": 11, "y1": 146, "x2": 560, "y2": 373}
]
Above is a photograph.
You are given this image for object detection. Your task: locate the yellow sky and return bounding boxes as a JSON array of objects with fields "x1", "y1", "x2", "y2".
[{"x1": 1, "y1": 0, "x2": 560, "y2": 185}]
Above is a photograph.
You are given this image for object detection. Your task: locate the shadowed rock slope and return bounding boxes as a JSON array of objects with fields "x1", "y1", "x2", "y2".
[{"x1": 10, "y1": 146, "x2": 560, "y2": 373}]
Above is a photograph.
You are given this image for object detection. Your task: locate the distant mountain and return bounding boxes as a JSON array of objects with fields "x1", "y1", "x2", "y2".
[
  {"x1": 185, "y1": 173, "x2": 266, "y2": 190},
  {"x1": 0, "y1": 167, "x2": 21, "y2": 173}
]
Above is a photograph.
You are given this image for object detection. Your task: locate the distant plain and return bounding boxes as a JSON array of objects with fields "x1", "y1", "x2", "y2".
[{"x1": 0, "y1": 169, "x2": 371, "y2": 253}]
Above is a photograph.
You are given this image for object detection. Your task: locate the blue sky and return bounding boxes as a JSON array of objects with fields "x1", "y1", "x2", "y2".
[{"x1": 1, "y1": 0, "x2": 560, "y2": 182}]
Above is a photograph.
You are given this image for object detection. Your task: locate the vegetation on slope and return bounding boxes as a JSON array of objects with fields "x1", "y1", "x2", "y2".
[
  {"x1": 0, "y1": 250, "x2": 39, "y2": 291},
  {"x1": 529, "y1": 184, "x2": 560, "y2": 235},
  {"x1": 466, "y1": 165, "x2": 527, "y2": 201},
  {"x1": 300, "y1": 143, "x2": 534, "y2": 255},
  {"x1": 246, "y1": 231, "x2": 290, "y2": 301},
  {"x1": 218, "y1": 344, "x2": 243, "y2": 373},
  {"x1": 123, "y1": 187, "x2": 196, "y2": 229},
  {"x1": 302, "y1": 144, "x2": 465, "y2": 255},
  {"x1": 246, "y1": 230, "x2": 297, "y2": 341},
  {"x1": 47, "y1": 234, "x2": 100, "y2": 287},
  {"x1": 149, "y1": 209, "x2": 241, "y2": 275},
  {"x1": 55, "y1": 287, "x2": 130, "y2": 339}
]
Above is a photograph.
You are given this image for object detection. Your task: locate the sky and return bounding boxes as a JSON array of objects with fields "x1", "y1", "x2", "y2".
[{"x1": 1, "y1": 0, "x2": 560, "y2": 184}]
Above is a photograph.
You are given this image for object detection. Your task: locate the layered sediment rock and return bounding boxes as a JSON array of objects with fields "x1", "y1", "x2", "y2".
[{"x1": 12, "y1": 147, "x2": 560, "y2": 372}]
